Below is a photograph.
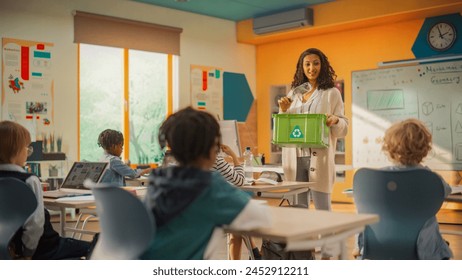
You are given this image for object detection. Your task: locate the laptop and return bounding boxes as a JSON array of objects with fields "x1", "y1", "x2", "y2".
[{"x1": 43, "y1": 162, "x2": 108, "y2": 198}]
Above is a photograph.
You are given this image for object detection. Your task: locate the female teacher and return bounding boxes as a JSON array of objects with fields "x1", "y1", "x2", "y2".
[{"x1": 278, "y1": 48, "x2": 348, "y2": 211}]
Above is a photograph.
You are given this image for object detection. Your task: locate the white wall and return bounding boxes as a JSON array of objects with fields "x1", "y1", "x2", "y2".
[{"x1": 0, "y1": 0, "x2": 256, "y2": 162}]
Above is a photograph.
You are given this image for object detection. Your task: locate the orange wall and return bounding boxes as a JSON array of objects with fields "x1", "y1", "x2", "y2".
[
  {"x1": 257, "y1": 18, "x2": 422, "y2": 160},
  {"x1": 237, "y1": 0, "x2": 462, "y2": 45},
  {"x1": 257, "y1": 19, "x2": 423, "y2": 200},
  {"x1": 254, "y1": 14, "x2": 461, "y2": 201}
]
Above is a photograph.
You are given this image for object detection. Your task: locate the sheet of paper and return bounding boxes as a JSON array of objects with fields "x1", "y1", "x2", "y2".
[
  {"x1": 451, "y1": 186, "x2": 462, "y2": 194},
  {"x1": 55, "y1": 195, "x2": 95, "y2": 202}
]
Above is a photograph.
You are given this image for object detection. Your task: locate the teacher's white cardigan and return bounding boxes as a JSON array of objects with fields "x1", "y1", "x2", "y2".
[{"x1": 281, "y1": 86, "x2": 348, "y2": 194}]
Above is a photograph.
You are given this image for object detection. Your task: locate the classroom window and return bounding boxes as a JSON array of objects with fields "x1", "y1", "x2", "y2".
[
  {"x1": 79, "y1": 44, "x2": 168, "y2": 164},
  {"x1": 127, "y1": 49, "x2": 167, "y2": 164}
]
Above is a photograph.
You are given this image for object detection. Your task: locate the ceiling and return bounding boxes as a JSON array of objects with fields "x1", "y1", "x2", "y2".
[{"x1": 133, "y1": 0, "x2": 333, "y2": 21}]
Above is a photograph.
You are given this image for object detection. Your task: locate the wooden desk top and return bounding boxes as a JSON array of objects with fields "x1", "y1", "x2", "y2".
[
  {"x1": 43, "y1": 186, "x2": 147, "y2": 209},
  {"x1": 239, "y1": 181, "x2": 314, "y2": 192},
  {"x1": 446, "y1": 194, "x2": 462, "y2": 203},
  {"x1": 251, "y1": 165, "x2": 353, "y2": 173},
  {"x1": 125, "y1": 176, "x2": 149, "y2": 186},
  {"x1": 226, "y1": 206, "x2": 379, "y2": 243},
  {"x1": 43, "y1": 197, "x2": 96, "y2": 209}
]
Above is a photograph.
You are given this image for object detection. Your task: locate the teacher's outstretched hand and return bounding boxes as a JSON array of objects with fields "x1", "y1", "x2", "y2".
[{"x1": 278, "y1": 97, "x2": 292, "y2": 112}]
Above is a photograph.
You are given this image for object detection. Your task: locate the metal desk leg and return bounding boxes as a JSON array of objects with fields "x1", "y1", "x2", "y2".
[
  {"x1": 226, "y1": 233, "x2": 230, "y2": 260},
  {"x1": 59, "y1": 207, "x2": 66, "y2": 236},
  {"x1": 243, "y1": 235, "x2": 255, "y2": 260},
  {"x1": 339, "y1": 240, "x2": 347, "y2": 260}
]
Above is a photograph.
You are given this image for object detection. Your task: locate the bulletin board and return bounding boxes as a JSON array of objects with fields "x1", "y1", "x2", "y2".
[
  {"x1": 1, "y1": 37, "x2": 54, "y2": 140},
  {"x1": 190, "y1": 65, "x2": 223, "y2": 120},
  {"x1": 352, "y1": 59, "x2": 462, "y2": 170}
]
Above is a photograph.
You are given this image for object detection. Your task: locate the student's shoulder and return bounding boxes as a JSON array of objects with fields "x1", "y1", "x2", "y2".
[
  {"x1": 24, "y1": 174, "x2": 43, "y2": 196},
  {"x1": 210, "y1": 171, "x2": 231, "y2": 186},
  {"x1": 209, "y1": 172, "x2": 251, "y2": 197},
  {"x1": 105, "y1": 153, "x2": 118, "y2": 160},
  {"x1": 107, "y1": 155, "x2": 123, "y2": 163},
  {"x1": 210, "y1": 172, "x2": 238, "y2": 189}
]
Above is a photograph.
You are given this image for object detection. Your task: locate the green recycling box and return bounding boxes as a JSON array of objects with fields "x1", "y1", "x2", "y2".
[{"x1": 272, "y1": 114, "x2": 329, "y2": 148}]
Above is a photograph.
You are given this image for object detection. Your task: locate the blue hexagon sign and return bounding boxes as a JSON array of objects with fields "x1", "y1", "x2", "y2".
[
  {"x1": 412, "y1": 13, "x2": 462, "y2": 59},
  {"x1": 223, "y1": 72, "x2": 254, "y2": 122}
]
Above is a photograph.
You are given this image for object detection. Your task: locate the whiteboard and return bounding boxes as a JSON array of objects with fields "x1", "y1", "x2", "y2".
[
  {"x1": 219, "y1": 120, "x2": 242, "y2": 157},
  {"x1": 352, "y1": 59, "x2": 462, "y2": 170}
]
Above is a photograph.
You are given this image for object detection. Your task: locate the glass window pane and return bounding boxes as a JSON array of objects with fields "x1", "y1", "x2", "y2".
[
  {"x1": 79, "y1": 44, "x2": 124, "y2": 161},
  {"x1": 128, "y1": 50, "x2": 167, "y2": 164}
]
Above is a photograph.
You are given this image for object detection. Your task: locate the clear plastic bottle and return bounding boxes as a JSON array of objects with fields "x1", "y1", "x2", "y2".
[{"x1": 243, "y1": 147, "x2": 254, "y2": 180}]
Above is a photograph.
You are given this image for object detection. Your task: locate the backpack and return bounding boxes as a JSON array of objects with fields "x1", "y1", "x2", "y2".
[
  {"x1": 261, "y1": 203, "x2": 315, "y2": 260},
  {"x1": 261, "y1": 239, "x2": 315, "y2": 260}
]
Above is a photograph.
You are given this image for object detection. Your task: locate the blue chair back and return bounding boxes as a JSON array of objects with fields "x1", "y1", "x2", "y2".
[
  {"x1": 0, "y1": 177, "x2": 38, "y2": 259},
  {"x1": 353, "y1": 168, "x2": 445, "y2": 260},
  {"x1": 85, "y1": 180, "x2": 155, "y2": 260}
]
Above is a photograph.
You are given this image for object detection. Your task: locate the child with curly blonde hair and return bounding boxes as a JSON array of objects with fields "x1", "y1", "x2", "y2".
[
  {"x1": 360, "y1": 118, "x2": 453, "y2": 259},
  {"x1": 382, "y1": 118, "x2": 433, "y2": 166}
]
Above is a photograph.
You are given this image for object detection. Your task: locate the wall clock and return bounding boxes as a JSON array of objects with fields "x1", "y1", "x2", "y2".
[{"x1": 427, "y1": 21, "x2": 457, "y2": 51}]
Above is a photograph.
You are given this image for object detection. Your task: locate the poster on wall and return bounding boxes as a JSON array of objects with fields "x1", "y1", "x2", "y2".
[
  {"x1": 1, "y1": 38, "x2": 54, "y2": 140},
  {"x1": 190, "y1": 65, "x2": 223, "y2": 120}
]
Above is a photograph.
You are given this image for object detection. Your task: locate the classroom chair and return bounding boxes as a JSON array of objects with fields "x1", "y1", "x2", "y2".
[
  {"x1": 353, "y1": 168, "x2": 445, "y2": 260},
  {"x1": 71, "y1": 207, "x2": 98, "y2": 240},
  {"x1": 0, "y1": 177, "x2": 38, "y2": 259},
  {"x1": 84, "y1": 180, "x2": 155, "y2": 260}
]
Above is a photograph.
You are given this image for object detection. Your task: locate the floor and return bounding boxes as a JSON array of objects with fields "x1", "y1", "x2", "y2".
[{"x1": 52, "y1": 199, "x2": 462, "y2": 260}]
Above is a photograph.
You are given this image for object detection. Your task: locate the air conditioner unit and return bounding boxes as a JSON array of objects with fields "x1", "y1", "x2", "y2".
[{"x1": 253, "y1": 8, "x2": 313, "y2": 35}]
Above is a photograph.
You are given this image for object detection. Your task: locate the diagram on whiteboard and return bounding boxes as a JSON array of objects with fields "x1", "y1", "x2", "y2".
[{"x1": 352, "y1": 60, "x2": 462, "y2": 170}]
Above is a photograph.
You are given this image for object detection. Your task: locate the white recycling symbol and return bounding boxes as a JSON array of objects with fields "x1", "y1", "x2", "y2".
[{"x1": 290, "y1": 125, "x2": 304, "y2": 139}]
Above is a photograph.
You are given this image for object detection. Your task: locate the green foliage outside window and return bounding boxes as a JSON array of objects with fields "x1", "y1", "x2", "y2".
[{"x1": 80, "y1": 44, "x2": 167, "y2": 164}]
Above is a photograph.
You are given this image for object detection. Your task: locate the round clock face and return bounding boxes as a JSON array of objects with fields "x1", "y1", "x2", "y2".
[{"x1": 427, "y1": 22, "x2": 457, "y2": 51}]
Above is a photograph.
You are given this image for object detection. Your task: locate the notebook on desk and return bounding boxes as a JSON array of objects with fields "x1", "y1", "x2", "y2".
[{"x1": 43, "y1": 162, "x2": 108, "y2": 198}]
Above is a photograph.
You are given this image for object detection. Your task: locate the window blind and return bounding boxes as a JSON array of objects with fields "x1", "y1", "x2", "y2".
[{"x1": 74, "y1": 11, "x2": 182, "y2": 55}]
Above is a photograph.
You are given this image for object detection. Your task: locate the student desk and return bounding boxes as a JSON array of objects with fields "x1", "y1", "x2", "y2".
[
  {"x1": 252, "y1": 165, "x2": 353, "y2": 174},
  {"x1": 240, "y1": 181, "x2": 314, "y2": 206},
  {"x1": 125, "y1": 176, "x2": 149, "y2": 186},
  {"x1": 44, "y1": 196, "x2": 96, "y2": 236},
  {"x1": 43, "y1": 187, "x2": 147, "y2": 236},
  {"x1": 442, "y1": 194, "x2": 462, "y2": 236},
  {"x1": 226, "y1": 206, "x2": 379, "y2": 260}
]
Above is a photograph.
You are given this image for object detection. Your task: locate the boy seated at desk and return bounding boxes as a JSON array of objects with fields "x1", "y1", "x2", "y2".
[
  {"x1": 97, "y1": 129, "x2": 152, "y2": 186},
  {"x1": 141, "y1": 107, "x2": 271, "y2": 260},
  {"x1": 0, "y1": 120, "x2": 93, "y2": 259},
  {"x1": 356, "y1": 118, "x2": 453, "y2": 260}
]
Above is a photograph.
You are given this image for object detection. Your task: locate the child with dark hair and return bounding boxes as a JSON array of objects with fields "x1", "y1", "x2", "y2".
[
  {"x1": 142, "y1": 107, "x2": 271, "y2": 260},
  {"x1": 0, "y1": 120, "x2": 92, "y2": 259},
  {"x1": 98, "y1": 129, "x2": 151, "y2": 186}
]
